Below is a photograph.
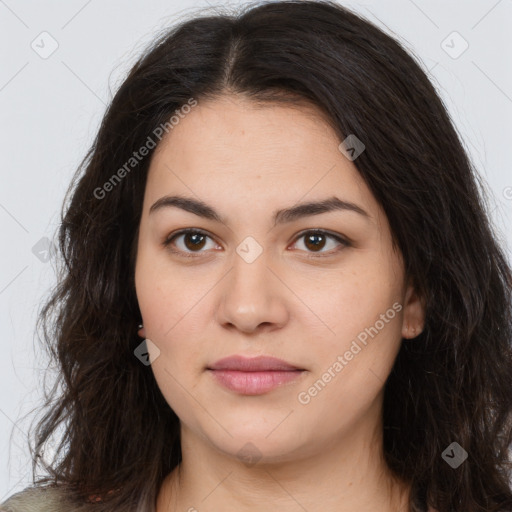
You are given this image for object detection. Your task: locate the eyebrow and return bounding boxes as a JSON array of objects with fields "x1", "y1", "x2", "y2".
[{"x1": 149, "y1": 195, "x2": 371, "y2": 226}]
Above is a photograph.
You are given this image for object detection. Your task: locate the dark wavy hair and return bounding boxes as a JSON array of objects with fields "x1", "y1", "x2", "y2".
[{"x1": 13, "y1": 1, "x2": 512, "y2": 511}]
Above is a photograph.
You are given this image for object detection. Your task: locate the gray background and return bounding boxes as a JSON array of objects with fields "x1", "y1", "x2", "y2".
[{"x1": 1, "y1": 0, "x2": 511, "y2": 500}]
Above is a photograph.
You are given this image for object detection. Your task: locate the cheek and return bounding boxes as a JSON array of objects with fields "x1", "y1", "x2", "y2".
[
  {"x1": 310, "y1": 306, "x2": 403, "y2": 391},
  {"x1": 135, "y1": 246, "x2": 197, "y2": 336},
  {"x1": 135, "y1": 251, "x2": 208, "y2": 362},
  {"x1": 300, "y1": 268, "x2": 402, "y2": 350},
  {"x1": 296, "y1": 313, "x2": 403, "y2": 429},
  {"x1": 297, "y1": 262, "x2": 404, "y2": 396}
]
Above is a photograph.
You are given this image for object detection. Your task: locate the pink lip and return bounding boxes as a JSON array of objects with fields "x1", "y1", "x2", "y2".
[{"x1": 207, "y1": 355, "x2": 305, "y2": 395}]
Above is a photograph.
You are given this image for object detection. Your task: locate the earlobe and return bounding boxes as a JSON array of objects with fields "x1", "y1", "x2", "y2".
[
  {"x1": 137, "y1": 323, "x2": 146, "y2": 338},
  {"x1": 403, "y1": 324, "x2": 420, "y2": 338},
  {"x1": 401, "y1": 279, "x2": 426, "y2": 339}
]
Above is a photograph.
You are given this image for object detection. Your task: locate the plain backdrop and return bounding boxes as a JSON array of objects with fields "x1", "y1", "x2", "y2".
[{"x1": 1, "y1": 0, "x2": 511, "y2": 500}]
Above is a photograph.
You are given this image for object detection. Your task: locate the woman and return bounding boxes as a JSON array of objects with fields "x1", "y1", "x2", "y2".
[{"x1": 1, "y1": 1, "x2": 511, "y2": 511}]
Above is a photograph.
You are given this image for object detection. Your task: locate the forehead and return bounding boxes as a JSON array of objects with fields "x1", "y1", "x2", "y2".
[
  {"x1": 152, "y1": 94, "x2": 338, "y2": 164},
  {"x1": 144, "y1": 95, "x2": 381, "y2": 226}
]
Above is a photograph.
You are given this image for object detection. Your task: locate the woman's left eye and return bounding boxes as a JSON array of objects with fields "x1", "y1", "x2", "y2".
[
  {"x1": 162, "y1": 228, "x2": 350, "y2": 258},
  {"x1": 292, "y1": 230, "x2": 350, "y2": 256}
]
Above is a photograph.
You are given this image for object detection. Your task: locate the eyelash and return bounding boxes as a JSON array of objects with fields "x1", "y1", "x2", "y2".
[{"x1": 162, "y1": 228, "x2": 350, "y2": 259}]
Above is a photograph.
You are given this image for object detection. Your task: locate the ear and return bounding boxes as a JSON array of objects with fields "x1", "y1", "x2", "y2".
[
  {"x1": 401, "y1": 277, "x2": 426, "y2": 339},
  {"x1": 138, "y1": 325, "x2": 146, "y2": 338}
]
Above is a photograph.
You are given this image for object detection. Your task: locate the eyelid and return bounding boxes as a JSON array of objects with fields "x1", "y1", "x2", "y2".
[{"x1": 162, "y1": 228, "x2": 350, "y2": 258}]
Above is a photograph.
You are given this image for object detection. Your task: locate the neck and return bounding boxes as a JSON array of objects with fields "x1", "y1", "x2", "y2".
[{"x1": 156, "y1": 406, "x2": 411, "y2": 511}]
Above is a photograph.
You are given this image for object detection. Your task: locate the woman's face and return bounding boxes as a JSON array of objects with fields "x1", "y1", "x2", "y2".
[{"x1": 135, "y1": 94, "x2": 424, "y2": 463}]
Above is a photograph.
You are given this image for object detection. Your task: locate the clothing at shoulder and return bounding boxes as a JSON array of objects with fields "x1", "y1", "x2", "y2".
[{"x1": 0, "y1": 484, "x2": 85, "y2": 512}]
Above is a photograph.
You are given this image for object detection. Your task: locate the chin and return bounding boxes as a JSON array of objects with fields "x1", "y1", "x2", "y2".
[{"x1": 203, "y1": 427, "x2": 307, "y2": 465}]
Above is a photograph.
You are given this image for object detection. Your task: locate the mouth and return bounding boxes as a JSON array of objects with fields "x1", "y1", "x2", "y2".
[{"x1": 206, "y1": 355, "x2": 306, "y2": 395}]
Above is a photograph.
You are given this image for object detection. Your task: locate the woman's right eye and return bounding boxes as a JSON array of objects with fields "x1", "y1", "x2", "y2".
[{"x1": 162, "y1": 229, "x2": 218, "y2": 258}]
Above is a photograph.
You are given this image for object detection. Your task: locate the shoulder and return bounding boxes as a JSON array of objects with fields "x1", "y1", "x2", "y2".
[{"x1": 0, "y1": 484, "x2": 78, "y2": 512}]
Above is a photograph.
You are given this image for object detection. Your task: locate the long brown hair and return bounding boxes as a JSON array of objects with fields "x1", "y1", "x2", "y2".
[{"x1": 15, "y1": 1, "x2": 512, "y2": 511}]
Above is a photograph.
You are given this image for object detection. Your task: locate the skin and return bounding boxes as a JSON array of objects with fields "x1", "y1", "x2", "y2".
[{"x1": 134, "y1": 94, "x2": 426, "y2": 512}]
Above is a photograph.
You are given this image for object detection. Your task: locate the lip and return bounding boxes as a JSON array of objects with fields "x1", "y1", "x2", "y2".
[
  {"x1": 209, "y1": 355, "x2": 302, "y2": 371},
  {"x1": 207, "y1": 355, "x2": 306, "y2": 395}
]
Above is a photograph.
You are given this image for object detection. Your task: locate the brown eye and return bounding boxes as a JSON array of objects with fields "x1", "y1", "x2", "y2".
[
  {"x1": 304, "y1": 232, "x2": 327, "y2": 251},
  {"x1": 163, "y1": 229, "x2": 217, "y2": 257},
  {"x1": 182, "y1": 232, "x2": 207, "y2": 251},
  {"x1": 292, "y1": 230, "x2": 350, "y2": 257}
]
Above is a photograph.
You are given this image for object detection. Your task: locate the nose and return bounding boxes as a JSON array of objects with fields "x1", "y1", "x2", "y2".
[{"x1": 215, "y1": 250, "x2": 289, "y2": 334}]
